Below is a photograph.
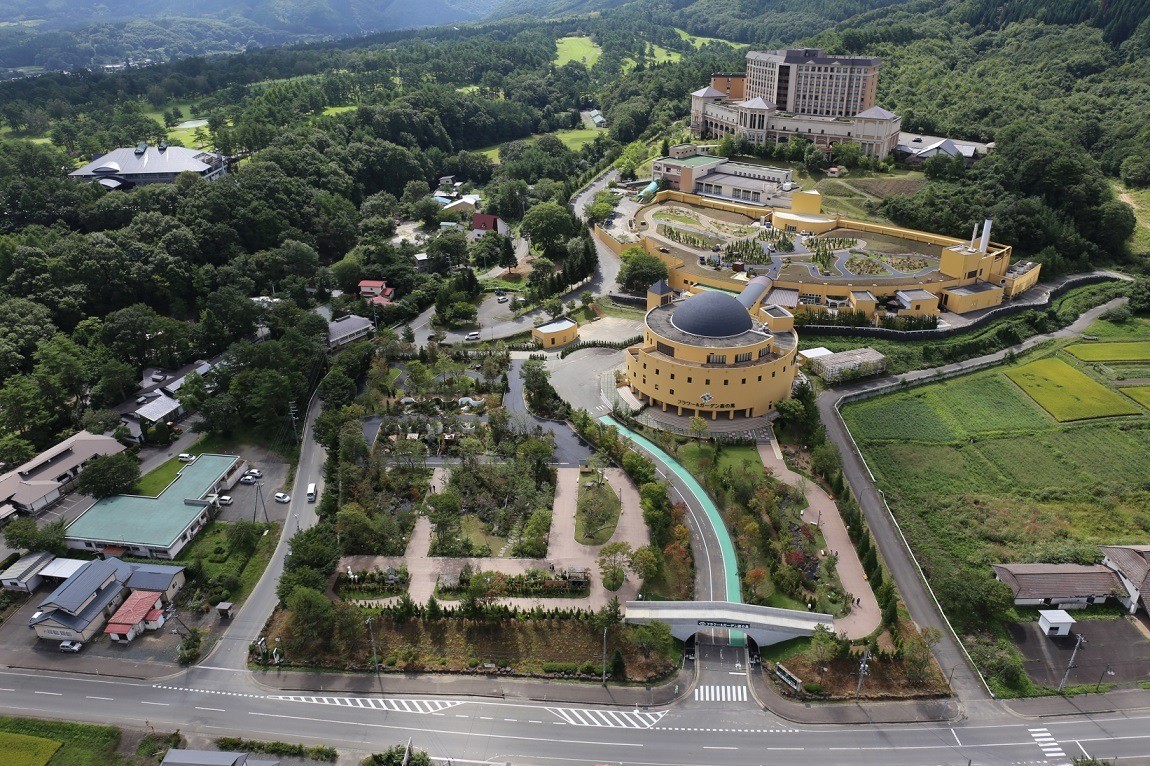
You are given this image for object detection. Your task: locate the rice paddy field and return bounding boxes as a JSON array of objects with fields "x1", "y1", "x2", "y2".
[
  {"x1": 1065, "y1": 340, "x2": 1150, "y2": 362},
  {"x1": 842, "y1": 326, "x2": 1150, "y2": 690}
]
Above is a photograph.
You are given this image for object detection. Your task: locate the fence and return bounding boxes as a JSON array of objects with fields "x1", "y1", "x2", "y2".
[{"x1": 799, "y1": 272, "x2": 1121, "y2": 340}]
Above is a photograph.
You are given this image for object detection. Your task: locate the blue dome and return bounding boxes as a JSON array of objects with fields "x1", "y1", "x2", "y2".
[{"x1": 670, "y1": 291, "x2": 753, "y2": 338}]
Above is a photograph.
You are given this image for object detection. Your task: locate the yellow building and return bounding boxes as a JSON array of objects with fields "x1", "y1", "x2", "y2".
[
  {"x1": 532, "y1": 317, "x2": 579, "y2": 348},
  {"x1": 625, "y1": 277, "x2": 798, "y2": 419}
]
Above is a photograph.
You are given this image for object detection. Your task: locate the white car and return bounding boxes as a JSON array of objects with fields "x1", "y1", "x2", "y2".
[
  {"x1": 177, "y1": 453, "x2": 195, "y2": 462},
  {"x1": 59, "y1": 641, "x2": 83, "y2": 653},
  {"x1": 217, "y1": 495, "x2": 233, "y2": 506},
  {"x1": 239, "y1": 475, "x2": 257, "y2": 485},
  {"x1": 151, "y1": 372, "x2": 167, "y2": 382},
  {"x1": 497, "y1": 296, "x2": 509, "y2": 304},
  {"x1": 246, "y1": 468, "x2": 263, "y2": 478},
  {"x1": 274, "y1": 492, "x2": 291, "y2": 503},
  {"x1": 465, "y1": 331, "x2": 481, "y2": 341}
]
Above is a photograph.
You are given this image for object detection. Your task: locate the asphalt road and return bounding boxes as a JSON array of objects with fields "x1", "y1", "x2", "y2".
[{"x1": 503, "y1": 358, "x2": 592, "y2": 466}]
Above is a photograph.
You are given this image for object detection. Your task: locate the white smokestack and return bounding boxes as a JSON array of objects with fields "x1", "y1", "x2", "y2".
[
  {"x1": 970, "y1": 223, "x2": 978, "y2": 250},
  {"x1": 978, "y1": 219, "x2": 993, "y2": 253}
]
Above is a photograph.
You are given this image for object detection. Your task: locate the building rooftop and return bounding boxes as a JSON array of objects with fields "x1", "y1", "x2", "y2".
[
  {"x1": 70, "y1": 145, "x2": 223, "y2": 179},
  {"x1": 105, "y1": 590, "x2": 162, "y2": 631},
  {"x1": 535, "y1": 318, "x2": 577, "y2": 333},
  {"x1": 0, "y1": 431, "x2": 125, "y2": 509},
  {"x1": 670, "y1": 291, "x2": 753, "y2": 338},
  {"x1": 327, "y1": 314, "x2": 373, "y2": 343},
  {"x1": 126, "y1": 563, "x2": 185, "y2": 592},
  {"x1": 135, "y1": 393, "x2": 182, "y2": 424},
  {"x1": 992, "y1": 563, "x2": 1125, "y2": 600},
  {"x1": 748, "y1": 48, "x2": 881, "y2": 67},
  {"x1": 851, "y1": 290, "x2": 877, "y2": 302},
  {"x1": 855, "y1": 106, "x2": 898, "y2": 120},
  {"x1": 36, "y1": 557, "x2": 132, "y2": 615},
  {"x1": 691, "y1": 86, "x2": 726, "y2": 98},
  {"x1": 738, "y1": 97, "x2": 776, "y2": 110},
  {"x1": 896, "y1": 289, "x2": 936, "y2": 301},
  {"x1": 946, "y1": 281, "x2": 1002, "y2": 297},
  {"x1": 647, "y1": 300, "x2": 774, "y2": 350},
  {"x1": 766, "y1": 288, "x2": 800, "y2": 308},
  {"x1": 66, "y1": 454, "x2": 238, "y2": 549},
  {"x1": 39, "y1": 558, "x2": 86, "y2": 580},
  {"x1": 661, "y1": 154, "x2": 723, "y2": 168},
  {"x1": 0, "y1": 551, "x2": 55, "y2": 582},
  {"x1": 648, "y1": 279, "x2": 674, "y2": 296}
]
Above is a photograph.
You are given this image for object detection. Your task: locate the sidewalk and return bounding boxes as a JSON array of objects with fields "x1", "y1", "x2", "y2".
[
  {"x1": 249, "y1": 662, "x2": 694, "y2": 708},
  {"x1": 1004, "y1": 686, "x2": 1150, "y2": 718},
  {"x1": 757, "y1": 437, "x2": 881, "y2": 640},
  {"x1": 748, "y1": 665, "x2": 960, "y2": 724}
]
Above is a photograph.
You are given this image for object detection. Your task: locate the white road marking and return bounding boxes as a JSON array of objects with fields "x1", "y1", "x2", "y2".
[
  {"x1": 86, "y1": 696, "x2": 114, "y2": 701},
  {"x1": 952, "y1": 729, "x2": 961, "y2": 747},
  {"x1": 694, "y1": 684, "x2": 747, "y2": 702},
  {"x1": 140, "y1": 701, "x2": 170, "y2": 706},
  {"x1": 195, "y1": 706, "x2": 226, "y2": 712},
  {"x1": 546, "y1": 707, "x2": 666, "y2": 729},
  {"x1": 33, "y1": 691, "x2": 62, "y2": 696},
  {"x1": 268, "y1": 695, "x2": 463, "y2": 714},
  {"x1": 703, "y1": 746, "x2": 737, "y2": 750}
]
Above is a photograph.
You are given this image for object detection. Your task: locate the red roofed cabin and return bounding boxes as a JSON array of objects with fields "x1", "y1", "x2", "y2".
[
  {"x1": 104, "y1": 590, "x2": 165, "y2": 642},
  {"x1": 358, "y1": 279, "x2": 396, "y2": 306},
  {"x1": 471, "y1": 213, "x2": 510, "y2": 242}
]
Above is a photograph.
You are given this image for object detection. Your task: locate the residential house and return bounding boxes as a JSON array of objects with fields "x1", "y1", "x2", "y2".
[
  {"x1": 358, "y1": 279, "x2": 397, "y2": 307},
  {"x1": 1101, "y1": 545, "x2": 1150, "y2": 615},
  {"x1": 0, "y1": 431, "x2": 126, "y2": 521},
  {"x1": 126, "y1": 563, "x2": 186, "y2": 603},
  {"x1": 327, "y1": 314, "x2": 374, "y2": 349},
  {"x1": 471, "y1": 213, "x2": 510, "y2": 242},
  {"x1": 28, "y1": 557, "x2": 133, "y2": 642},
  {"x1": 104, "y1": 590, "x2": 164, "y2": 642}
]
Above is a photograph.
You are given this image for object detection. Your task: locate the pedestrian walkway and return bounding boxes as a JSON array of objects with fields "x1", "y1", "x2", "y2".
[
  {"x1": 694, "y1": 684, "x2": 747, "y2": 702},
  {"x1": 757, "y1": 433, "x2": 880, "y2": 640}
]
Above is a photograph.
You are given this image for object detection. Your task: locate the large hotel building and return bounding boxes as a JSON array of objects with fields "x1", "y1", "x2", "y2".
[{"x1": 691, "y1": 49, "x2": 901, "y2": 160}]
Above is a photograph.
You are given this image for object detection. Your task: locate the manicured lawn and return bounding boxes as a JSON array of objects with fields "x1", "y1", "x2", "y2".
[
  {"x1": 0, "y1": 718, "x2": 124, "y2": 766},
  {"x1": 133, "y1": 457, "x2": 183, "y2": 496},
  {"x1": 476, "y1": 128, "x2": 604, "y2": 162},
  {"x1": 674, "y1": 27, "x2": 741, "y2": 48},
  {"x1": 649, "y1": 44, "x2": 682, "y2": 63},
  {"x1": 460, "y1": 514, "x2": 507, "y2": 556},
  {"x1": 0, "y1": 731, "x2": 60, "y2": 766},
  {"x1": 1065, "y1": 341, "x2": 1150, "y2": 362},
  {"x1": 575, "y1": 478, "x2": 621, "y2": 545},
  {"x1": 1004, "y1": 357, "x2": 1139, "y2": 421},
  {"x1": 175, "y1": 521, "x2": 280, "y2": 603},
  {"x1": 676, "y1": 443, "x2": 762, "y2": 476},
  {"x1": 554, "y1": 36, "x2": 602, "y2": 67},
  {"x1": 1121, "y1": 386, "x2": 1150, "y2": 407}
]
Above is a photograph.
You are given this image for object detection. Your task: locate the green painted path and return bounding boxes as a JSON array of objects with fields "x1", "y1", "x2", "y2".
[{"x1": 598, "y1": 416, "x2": 742, "y2": 603}]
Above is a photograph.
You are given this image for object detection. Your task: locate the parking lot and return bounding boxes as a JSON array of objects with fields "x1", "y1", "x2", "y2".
[
  {"x1": 213, "y1": 445, "x2": 293, "y2": 525},
  {"x1": 1008, "y1": 616, "x2": 1150, "y2": 688}
]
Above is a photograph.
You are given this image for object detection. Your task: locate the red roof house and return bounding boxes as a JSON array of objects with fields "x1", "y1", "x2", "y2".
[
  {"x1": 104, "y1": 590, "x2": 163, "y2": 642},
  {"x1": 471, "y1": 214, "x2": 509, "y2": 240}
]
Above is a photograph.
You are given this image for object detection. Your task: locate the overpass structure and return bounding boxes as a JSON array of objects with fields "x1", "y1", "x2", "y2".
[{"x1": 625, "y1": 600, "x2": 833, "y2": 647}]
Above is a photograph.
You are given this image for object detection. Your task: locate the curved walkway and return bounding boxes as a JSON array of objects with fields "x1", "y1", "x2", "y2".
[{"x1": 757, "y1": 437, "x2": 880, "y2": 640}]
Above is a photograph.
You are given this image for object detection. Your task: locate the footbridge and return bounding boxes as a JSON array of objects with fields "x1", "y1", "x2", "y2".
[{"x1": 625, "y1": 601, "x2": 833, "y2": 647}]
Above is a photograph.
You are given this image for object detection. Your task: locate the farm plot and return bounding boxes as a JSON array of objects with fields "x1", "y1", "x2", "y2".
[
  {"x1": 926, "y1": 374, "x2": 1052, "y2": 434},
  {"x1": 1004, "y1": 358, "x2": 1139, "y2": 421},
  {"x1": 1121, "y1": 386, "x2": 1150, "y2": 407},
  {"x1": 1065, "y1": 341, "x2": 1150, "y2": 362},
  {"x1": 842, "y1": 392, "x2": 958, "y2": 443},
  {"x1": 0, "y1": 732, "x2": 60, "y2": 766}
]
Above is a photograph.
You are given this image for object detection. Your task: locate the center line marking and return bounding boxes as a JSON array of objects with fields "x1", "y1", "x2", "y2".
[
  {"x1": 87, "y1": 696, "x2": 114, "y2": 701},
  {"x1": 33, "y1": 691, "x2": 62, "y2": 696},
  {"x1": 703, "y1": 746, "x2": 737, "y2": 750},
  {"x1": 195, "y1": 707, "x2": 226, "y2": 712},
  {"x1": 140, "y1": 701, "x2": 169, "y2": 706}
]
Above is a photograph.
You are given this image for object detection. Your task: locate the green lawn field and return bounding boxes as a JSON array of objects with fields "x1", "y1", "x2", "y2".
[
  {"x1": 1065, "y1": 341, "x2": 1150, "y2": 362},
  {"x1": 674, "y1": 27, "x2": 741, "y2": 48},
  {"x1": 1121, "y1": 386, "x2": 1150, "y2": 407},
  {"x1": 555, "y1": 36, "x2": 602, "y2": 67},
  {"x1": 1005, "y1": 357, "x2": 1140, "y2": 420},
  {"x1": 477, "y1": 128, "x2": 604, "y2": 162},
  {"x1": 0, "y1": 732, "x2": 61, "y2": 766},
  {"x1": 0, "y1": 718, "x2": 123, "y2": 766}
]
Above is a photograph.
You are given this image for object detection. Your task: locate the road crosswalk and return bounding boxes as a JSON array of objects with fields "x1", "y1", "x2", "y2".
[
  {"x1": 546, "y1": 707, "x2": 666, "y2": 728},
  {"x1": 1028, "y1": 727, "x2": 1070, "y2": 764},
  {"x1": 694, "y1": 684, "x2": 748, "y2": 702},
  {"x1": 268, "y1": 695, "x2": 462, "y2": 714}
]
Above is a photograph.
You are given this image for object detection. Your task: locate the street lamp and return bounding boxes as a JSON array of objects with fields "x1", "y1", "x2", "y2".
[
  {"x1": 1096, "y1": 663, "x2": 1115, "y2": 692},
  {"x1": 366, "y1": 616, "x2": 383, "y2": 694},
  {"x1": 601, "y1": 626, "x2": 608, "y2": 686}
]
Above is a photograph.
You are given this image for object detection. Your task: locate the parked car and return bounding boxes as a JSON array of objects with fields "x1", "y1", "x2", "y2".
[
  {"x1": 217, "y1": 495, "x2": 233, "y2": 506},
  {"x1": 497, "y1": 296, "x2": 509, "y2": 304},
  {"x1": 177, "y1": 453, "x2": 195, "y2": 462},
  {"x1": 136, "y1": 396, "x2": 149, "y2": 404},
  {"x1": 59, "y1": 641, "x2": 83, "y2": 653},
  {"x1": 465, "y1": 331, "x2": 481, "y2": 340},
  {"x1": 151, "y1": 372, "x2": 167, "y2": 382},
  {"x1": 239, "y1": 475, "x2": 257, "y2": 485},
  {"x1": 245, "y1": 468, "x2": 263, "y2": 478},
  {"x1": 494, "y1": 289, "x2": 505, "y2": 296},
  {"x1": 274, "y1": 492, "x2": 291, "y2": 503},
  {"x1": 400, "y1": 397, "x2": 417, "y2": 405}
]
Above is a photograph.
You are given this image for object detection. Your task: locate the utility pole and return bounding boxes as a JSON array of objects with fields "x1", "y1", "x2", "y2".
[
  {"x1": 854, "y1": 647, "x2": 871, "y2": 700},
  {"x1": 400, "y1": 737, "x2": 413, "y2": 766},
  {"x1": 601, "y1": 625, "x2": 608, "y2": 686},
  {"x1": 366, "y1": 616, "x2": 382, "y2": 694},
  {"x1": 253, "y1": 481, "x2": 269, "y2": 524},
  {"x1": 1058, "y1": 633, "x2": 1086, "y2": 693},
  {"x1": 288, "y1": 401, "x2": 301, "y2": 448}
]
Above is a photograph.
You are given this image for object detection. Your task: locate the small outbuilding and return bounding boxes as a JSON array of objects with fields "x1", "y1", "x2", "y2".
[
  {"x1": 1038, "y1": 609, "x2": 1075, "y2": 637},
  {"x1": 0, "y1": 551, "x2": 55, "y2": 593},
  {"x1": 532, "y1": 317, "x2": 579, "y2": 348}
]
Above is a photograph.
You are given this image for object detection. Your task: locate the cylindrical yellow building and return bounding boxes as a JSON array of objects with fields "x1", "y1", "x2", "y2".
[{"x1": 625, "y1": 281, "x2": 798, "y2": 419}]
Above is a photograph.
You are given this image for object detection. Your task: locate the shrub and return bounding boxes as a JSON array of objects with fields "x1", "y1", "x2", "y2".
[
  {"x1": 542, "y1": 661, "x2": 580, "y2": 674},
  {"x1": 803, "y1": 682, "x2": 824, "y2": 695}
]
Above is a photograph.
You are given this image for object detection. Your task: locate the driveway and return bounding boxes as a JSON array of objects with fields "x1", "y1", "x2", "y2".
[
  {"x1": 546, "y1": 347, "x2": 626, "y2": 415},
  {"x1": 505, "y1": 359, "x2": 592, "y2": 466}
]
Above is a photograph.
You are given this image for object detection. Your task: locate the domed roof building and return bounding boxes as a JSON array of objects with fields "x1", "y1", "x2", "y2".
[{"x1": 625, "y1": 278, "x2": 798, "y2": 420}]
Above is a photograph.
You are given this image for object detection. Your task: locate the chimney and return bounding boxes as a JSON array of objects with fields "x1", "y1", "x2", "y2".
[{"x1": 978, "y1": 219, "x2": 993, "y2": 253}]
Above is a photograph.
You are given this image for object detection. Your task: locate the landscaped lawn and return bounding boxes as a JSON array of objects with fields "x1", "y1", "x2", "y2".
[
  {"x1": 649, "y1": 44, "x2": 682, "y2": 63},
  {"x1": 674, "y1": 27, "x2": 741, "y2": 48},
  {"x1": 575, "y1": 478, "x2": 621, "y2": 546},
  {"x1": 676, "y1": 443, "x2": 762, "y2": 476},
  {"x1": 1121, "y1": 386, "x2": 1150, "y2": 407},
  {"x1": 133, "y1": 456, "x2": 183, "y2": 496},
  {"x1": 1065, "y1": 341, "x2": 1150, "y2": 362},
  {"x1": 475, "y1": 128, "x2": 604, "y2": 162},
  {"x1": 1005, "y1": 357, "x2": 1139, "y2": 421},
  {"x1": 175, "y1": 521, "x2": 280, "y2": 603},
  {"x1": 554, "y1": 36, "x2": 602, "y2": 67},
  {"x1": 0, "y1": 718, "x2": 124, "y2": 766},
  {"x1": 460, "y1": 514, "x2": 507, "y2": 556},
  {"x1": 0, "y1": 731, "x2": 60, "y2": 766}
]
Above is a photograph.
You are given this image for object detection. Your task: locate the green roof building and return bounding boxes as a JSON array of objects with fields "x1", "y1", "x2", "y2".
[{"x1": 65, "y1": 454, "x2": 242, "y2": 559}]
